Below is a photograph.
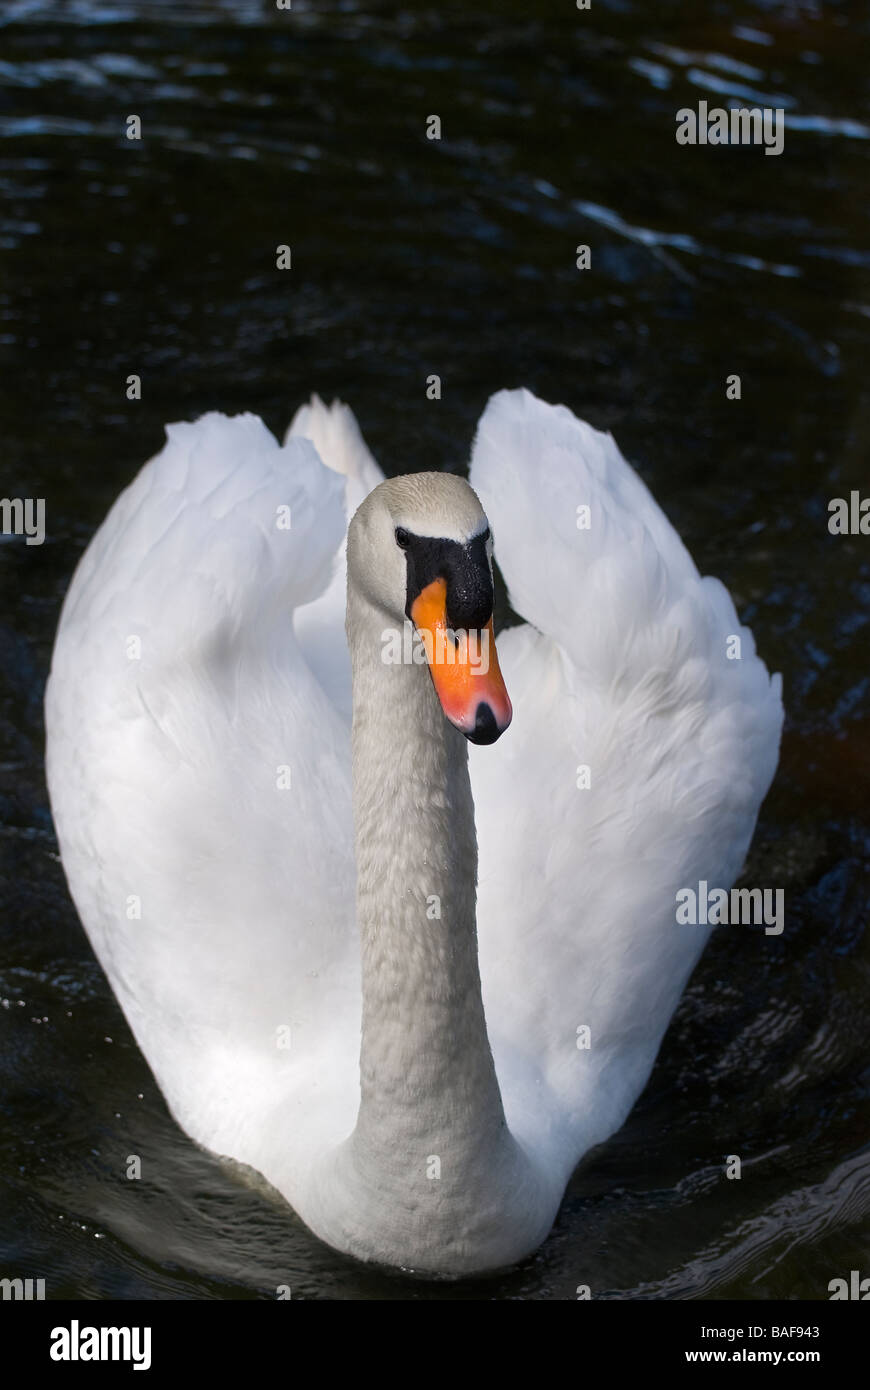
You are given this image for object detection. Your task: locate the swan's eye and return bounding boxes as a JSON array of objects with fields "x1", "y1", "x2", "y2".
[{"x1": 395, "y1": 527, "x2": 411, "y2": 550}]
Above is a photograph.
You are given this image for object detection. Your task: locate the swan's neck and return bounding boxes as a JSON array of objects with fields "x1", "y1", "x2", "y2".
[
  {"x1": 348, "y1": 587, "x2": 507, "y2": 1160},
  {"x1": 312, "y1": 586, "x2": 554, "y2": 1272}
]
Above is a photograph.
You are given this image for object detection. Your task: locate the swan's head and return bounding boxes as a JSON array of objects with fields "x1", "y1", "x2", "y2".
[{"x1": 347, "y1": 472, "x2": 512, "y2": 744}]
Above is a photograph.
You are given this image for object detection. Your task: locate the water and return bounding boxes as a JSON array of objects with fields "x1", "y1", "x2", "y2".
[{"x1": 1, "y1": 0, "x2": 869, "y2": 1299}]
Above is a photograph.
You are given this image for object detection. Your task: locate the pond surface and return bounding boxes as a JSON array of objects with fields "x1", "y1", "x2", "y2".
[{"x1": 1, "y1": 0, "x2": 868, "y2": 1299}]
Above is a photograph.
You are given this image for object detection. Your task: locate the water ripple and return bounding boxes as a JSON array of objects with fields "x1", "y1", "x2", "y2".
[
  {"x1": 572, "y1": 199, "x2": 802, "y2": 280},
  {"x1": 629, "y1": 1151, "x2": 870, "y2": 1299}
]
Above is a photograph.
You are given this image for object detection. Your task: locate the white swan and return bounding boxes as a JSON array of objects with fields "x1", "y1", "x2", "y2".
[{"x1": 45, "y1": 388, "x2": 783, "y2": 1276}]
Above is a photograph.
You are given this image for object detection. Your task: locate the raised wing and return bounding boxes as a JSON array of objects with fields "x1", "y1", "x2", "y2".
[
  {"x1": 468, "y1": 389, "x2": 783, "y2": 1174},
  {"x1": 45, "y1": 413, "x2": 361, "y2": 1157}
]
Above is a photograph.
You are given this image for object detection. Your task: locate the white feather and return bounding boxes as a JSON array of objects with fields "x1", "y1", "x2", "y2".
[{"x1": 468, "y1": 389, "x2": 782, "y2": 1169}]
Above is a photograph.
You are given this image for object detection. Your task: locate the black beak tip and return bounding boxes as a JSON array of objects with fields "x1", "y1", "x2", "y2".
[{"x1": 465, "y1": 702, "x2": 502, "y2": 746}]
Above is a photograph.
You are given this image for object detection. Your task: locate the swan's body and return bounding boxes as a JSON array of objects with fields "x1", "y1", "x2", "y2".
[{"x1": 45, "y1": 389, "x2": 782, "y2": 1275}]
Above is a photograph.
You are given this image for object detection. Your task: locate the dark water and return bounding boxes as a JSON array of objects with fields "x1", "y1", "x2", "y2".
[{"x1": 1, "y1": 0, "x2": 869, "y2": 1300}]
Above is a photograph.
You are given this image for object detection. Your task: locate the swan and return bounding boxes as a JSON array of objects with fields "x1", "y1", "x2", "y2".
[{"x1": 44, "y1": 387, "x2": 783, "y2": 1276}]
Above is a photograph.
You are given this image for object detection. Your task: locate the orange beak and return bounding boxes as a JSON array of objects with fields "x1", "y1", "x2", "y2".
[{"x1": 409, "y1": 578, "x2": 512, "y2": 744}]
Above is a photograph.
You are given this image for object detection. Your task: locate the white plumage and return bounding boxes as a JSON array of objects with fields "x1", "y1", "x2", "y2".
[{"x1": 45, "y1": 388, "x2": 782, "y2": 1274}]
